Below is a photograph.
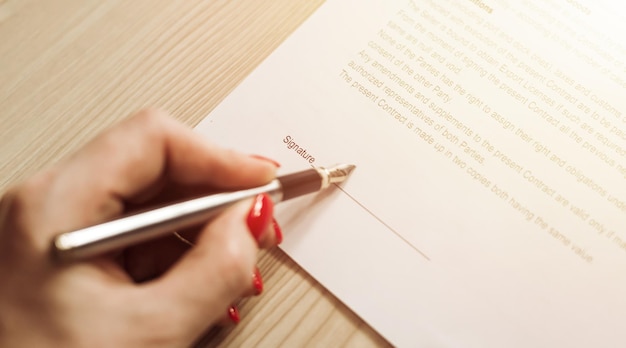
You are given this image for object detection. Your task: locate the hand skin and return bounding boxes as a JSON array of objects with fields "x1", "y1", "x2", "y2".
[{"x1": 0, "y1": 109, "x2": 280, "y2": 347}]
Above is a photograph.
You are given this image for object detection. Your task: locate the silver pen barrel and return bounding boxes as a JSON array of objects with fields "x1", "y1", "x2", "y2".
[{"x1": 53, "y1": 180, "x2": 283, "y2": 261}]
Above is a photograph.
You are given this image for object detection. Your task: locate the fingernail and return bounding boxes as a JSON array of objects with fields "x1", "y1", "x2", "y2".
[
  {"x1": 250, "y1": 154, "x2": 281, "y2": 168},
  {"x1": 247, "y1": 193, "x2": 273, "y2": 241},
  {"x1": 273, "y1": 218, "x2": 283, "y2": 245},
  {"x1": 228, "y1": 305, "x2": 240, "y2": 324},
  {"x1": 253, "y1": 267, "x2": 264, "y2": 295}
]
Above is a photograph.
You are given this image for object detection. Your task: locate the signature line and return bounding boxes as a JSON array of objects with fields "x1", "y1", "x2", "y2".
[{"x1": 334, "y1": 185, "x2": 431, "y2": 261}]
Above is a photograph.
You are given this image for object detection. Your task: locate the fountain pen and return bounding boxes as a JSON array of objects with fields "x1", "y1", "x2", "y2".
[{"x1": 52, "y1": 164, "x2": 355, "y2": 261}]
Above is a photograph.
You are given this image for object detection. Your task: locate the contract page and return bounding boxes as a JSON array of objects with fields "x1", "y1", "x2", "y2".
[{"x1": 195, "y1": 0, "x2": 626, "y2": 346}]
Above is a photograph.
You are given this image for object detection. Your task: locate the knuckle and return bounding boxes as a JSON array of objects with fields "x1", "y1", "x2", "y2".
[
  {"x1": 138, "y1": 106, "x2": 168, "y2": 118},
  {"x1": 134, "y1": 107, "x2": 170, "y2": 126},
  {"x1": 96, "y1": 108, "x2": 172, "y2": 162},
  {"x1": 2, "y1": 170, "x2": 54, "y2": 216},
  {"x1": 129, "y1": 108, "x2": 177, "y2": 142},
  {"x1": 0, "y1": 185, "x2": 19, "y2": 210},
  {"x1": 0, "y1": 170, "x2": 57, "y2": 248}
]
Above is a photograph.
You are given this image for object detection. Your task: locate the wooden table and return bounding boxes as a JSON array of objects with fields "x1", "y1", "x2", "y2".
[{"x1": 0, "y1": 1, "x2": 391, "y2": 346}]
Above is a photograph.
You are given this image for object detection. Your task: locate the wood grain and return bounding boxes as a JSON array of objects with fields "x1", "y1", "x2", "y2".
[{"x1": 0, "y1": 1, "x2": 392, "y2": 346}]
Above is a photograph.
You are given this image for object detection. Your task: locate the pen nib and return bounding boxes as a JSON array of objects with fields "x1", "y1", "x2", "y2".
[{"x1": 322, "y1": 163, "x2": 356, "y2": 185}]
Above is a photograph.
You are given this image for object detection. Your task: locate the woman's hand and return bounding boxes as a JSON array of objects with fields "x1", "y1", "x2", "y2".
[{"x1": 0, "y1": 109, "x2": 282, "y2": 346}]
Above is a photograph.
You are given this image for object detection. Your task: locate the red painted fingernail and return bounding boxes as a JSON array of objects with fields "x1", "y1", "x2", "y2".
[
  {"x1": 273, "y1": 218, "x2": 283, "y2": 245},
  {"x1": 253, "y1": 267, "x2": 264, "y2": 295},
  {"x1": 250, "y1": 154, "x2": 281, "y2": 168},
  {"x1": 228, "y1": 306, "x2": 240, "y2": 324},
  {"x1": 246, "y1": 194, "x2": 273, "y2": 241}
]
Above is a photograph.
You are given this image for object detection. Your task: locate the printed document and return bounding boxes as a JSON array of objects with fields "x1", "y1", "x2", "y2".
[{"x1": 195, "y1": 0, "x2": 626, "y2": 346}]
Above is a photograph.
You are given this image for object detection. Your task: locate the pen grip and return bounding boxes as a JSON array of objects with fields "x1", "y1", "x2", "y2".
[{"x1": 277, "y1": 168, "x2": 322, "y2": 201}]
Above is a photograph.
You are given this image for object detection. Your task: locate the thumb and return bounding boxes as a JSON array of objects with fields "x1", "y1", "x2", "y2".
[{"x1": 144, "y1": 194, "x2": 273, "y2": 340}]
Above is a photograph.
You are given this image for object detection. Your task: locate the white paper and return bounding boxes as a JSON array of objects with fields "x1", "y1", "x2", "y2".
[{"x1": 195, "y1": 0, "x2": 626, "y2": 346}]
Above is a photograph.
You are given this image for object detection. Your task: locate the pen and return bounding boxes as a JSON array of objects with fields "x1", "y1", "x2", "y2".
[{"x1": 52, "y1": 164, "x2": 356, "y2": 261}]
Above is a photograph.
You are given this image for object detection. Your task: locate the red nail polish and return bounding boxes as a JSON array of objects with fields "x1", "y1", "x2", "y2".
[
  {"x1": 253, "y1": 267, "x2": 263, "y2": 295},
  {"x1": 250, "y1": 154, "x2": 281, "y2": 168},
  {"x1": 246, "y1": 194, "x2": 273, "y2": 241},
  {"x1": 273, "y1": 218, "x2": 283, "y2": 245},
  {"x1": 228, "y1": 306, "x2": 240, "y2": 324}
]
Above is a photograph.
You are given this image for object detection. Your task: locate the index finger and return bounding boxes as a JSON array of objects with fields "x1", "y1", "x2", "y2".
[
  {"x1": 17, "y1": 108, "x2": 277, "y2": 244},
  {"x1": 67, "y1": 108, "x2": 277, "y2": 196}
]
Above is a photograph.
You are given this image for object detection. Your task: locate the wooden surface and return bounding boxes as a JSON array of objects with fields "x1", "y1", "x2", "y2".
[{"x1": 0, "y1": 1, "x2": 391, "y2": 346}]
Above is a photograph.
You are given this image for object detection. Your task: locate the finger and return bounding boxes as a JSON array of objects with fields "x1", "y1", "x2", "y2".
[
  {"x1": 124, "y1": 231, "x2": 266, "y2": 295},
  {"x1": 257, "y1": 218, "x2": 283, "y2": 249},
  {"x1": 215, "y1": 305, "x2": 241, "y2": 326},
  {"x1": 121, "y1": 232, "x2": 192, "y2": 282},
  {"x1": 67, "y1": 108, "x2": 277, "y2": 194},
  {"x1": 25, "y1": 108, "x2": 278, "y2": 243},
  {"x1": 143, "y1": 195, "x2": 272, "y2": 338},
  {"x1": 122, "y1": 196, "x2": 280, "y2": 283},
  {"x1": 245, "y1": 193, "x2": 283, "y2": 249}
]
